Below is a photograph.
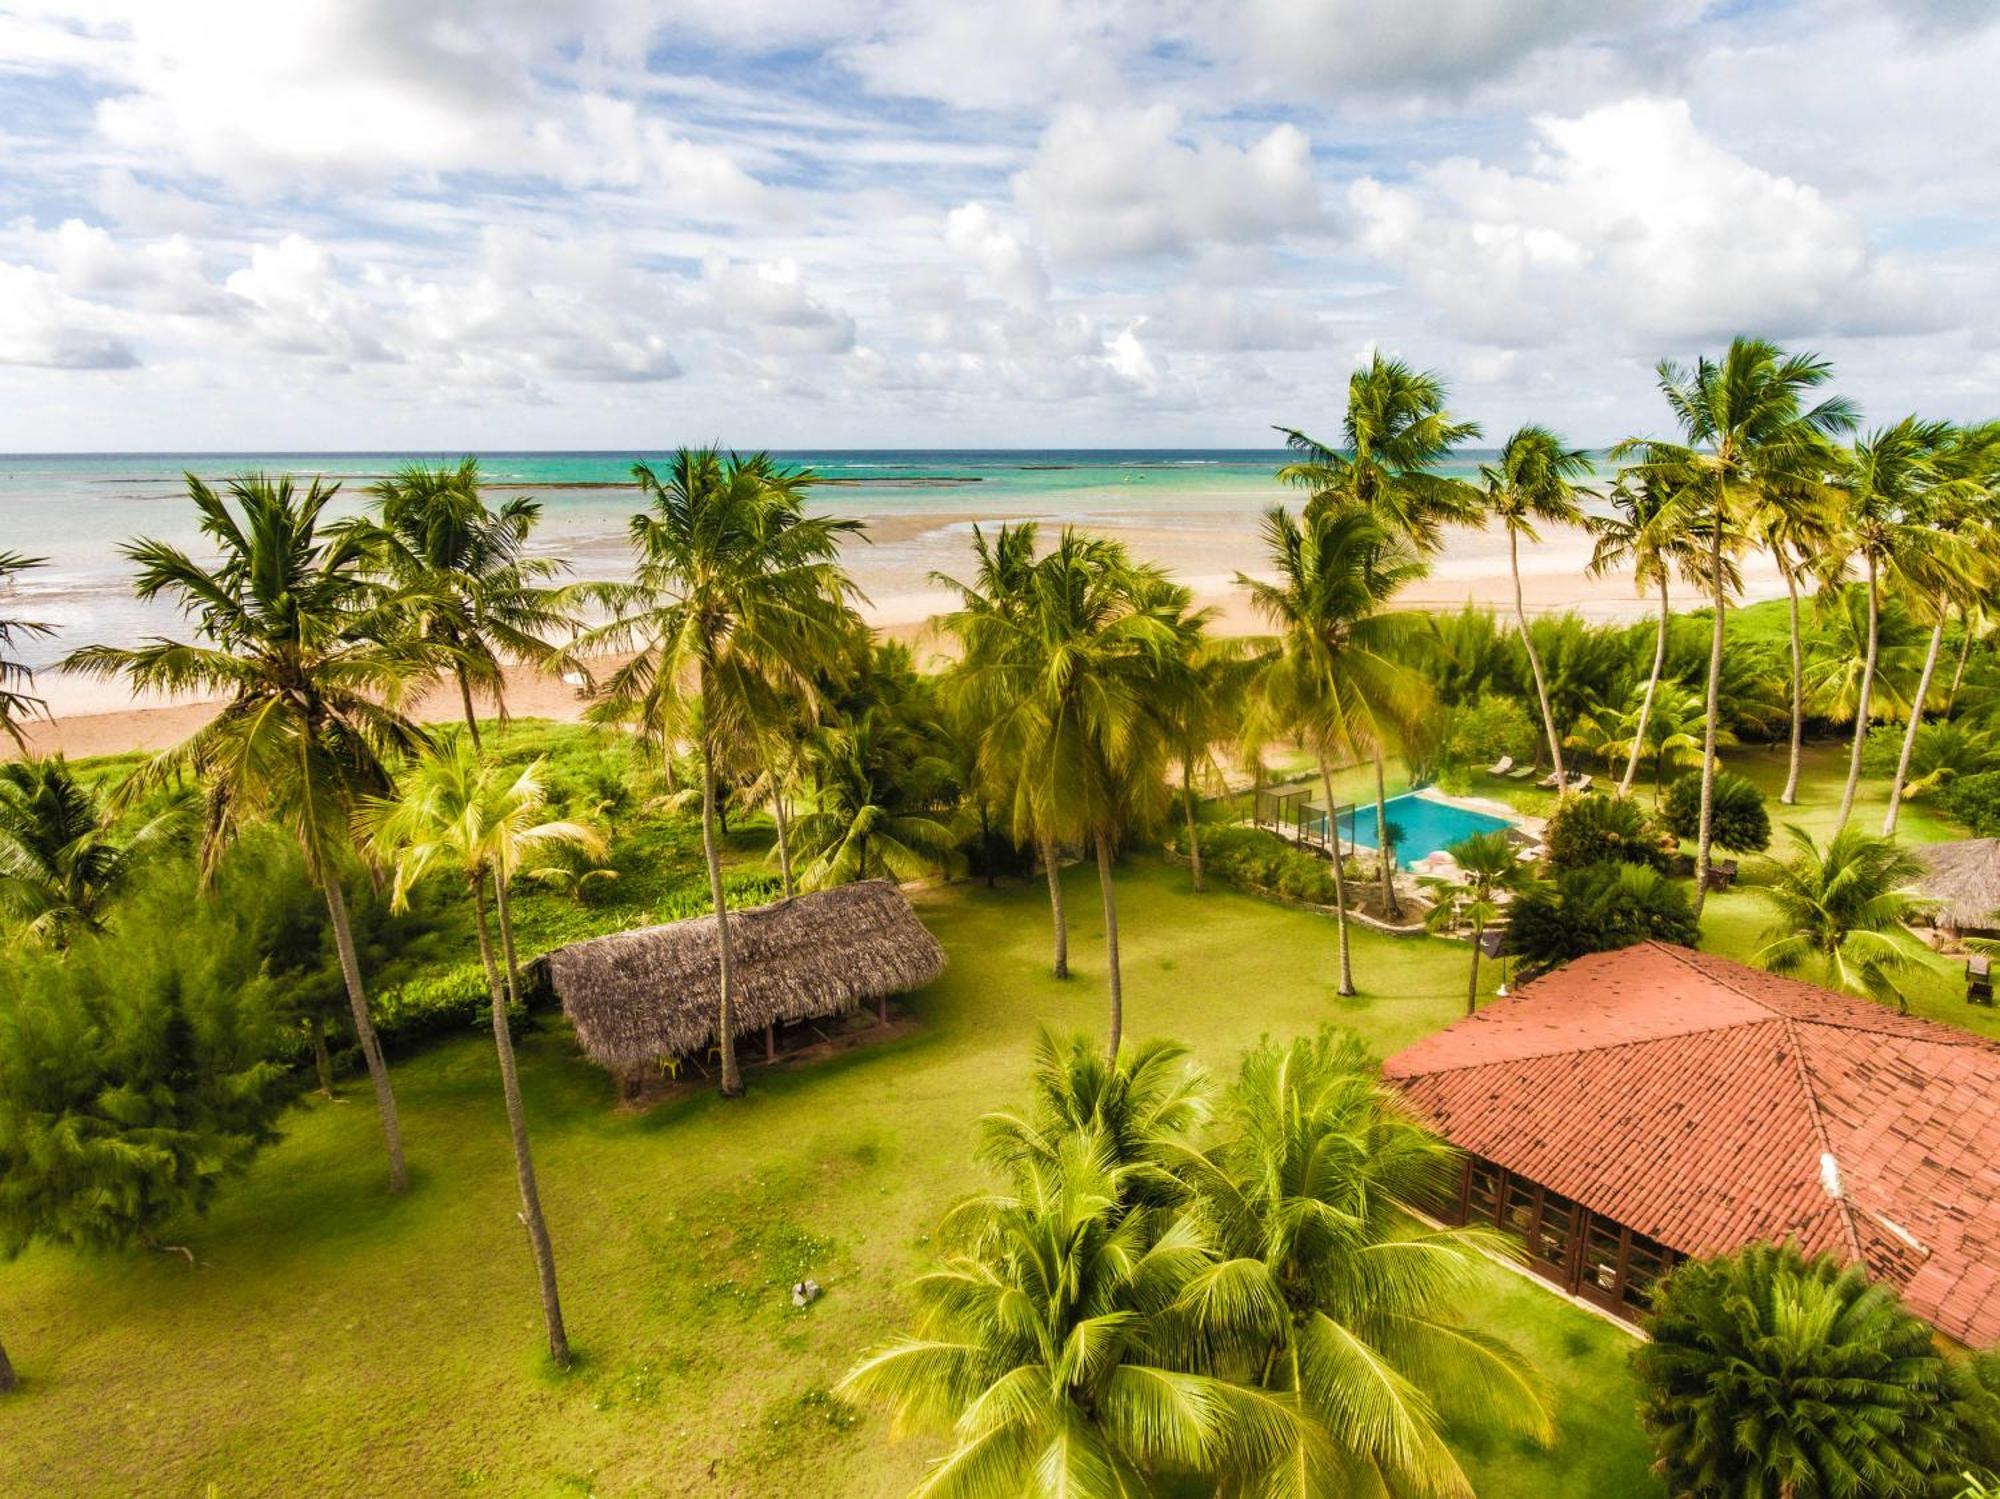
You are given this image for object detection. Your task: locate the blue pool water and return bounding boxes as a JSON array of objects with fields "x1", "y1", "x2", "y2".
[{"x1": 1335, "y1": 793, "x2": 1514, "y2": 866}]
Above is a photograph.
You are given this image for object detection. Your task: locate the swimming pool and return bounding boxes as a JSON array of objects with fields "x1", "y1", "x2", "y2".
[{"x1": 1335, "y1": 792, "x2": 1514, "y2": 866}]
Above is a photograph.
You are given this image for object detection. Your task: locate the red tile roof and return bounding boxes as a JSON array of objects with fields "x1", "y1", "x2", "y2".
[{"x1": 1383, "y1": 942, "x2": 2000, "y2": 1347}]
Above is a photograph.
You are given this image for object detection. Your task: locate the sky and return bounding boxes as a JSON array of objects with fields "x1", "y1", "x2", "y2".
[{"x1": 0, "y1": 0, "x2": 1994, "y2": 451}]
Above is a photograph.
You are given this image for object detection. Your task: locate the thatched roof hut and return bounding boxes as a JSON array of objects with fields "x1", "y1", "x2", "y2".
[
  {"x1": 1914, "y1": 838, "x2": 2000, "y2": 935},
  {"x1": 547, "y1": 880, "x2": 946, "y2": 1068}
]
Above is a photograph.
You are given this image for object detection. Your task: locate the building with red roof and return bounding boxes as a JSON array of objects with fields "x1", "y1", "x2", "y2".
[{"x1": 1382, "y1": 941, "x2": 2000, "y2": 1345}]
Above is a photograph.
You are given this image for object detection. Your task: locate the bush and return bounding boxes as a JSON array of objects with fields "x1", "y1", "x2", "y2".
[
  {"x1": 1544, "y1": 793, "x2": 1672, "y2": 874},
  {"x1": 1428, "y1": 694, "x2": 1540, "y2": 779},
  {"x1": 1170, "y1": 825, "x2": 1338, "y2": 906},
  {"x1": 1634, "y1": 1244, "x2": 1976, "y2": 1497},
  {"x1": 1660, "y1": 771, "x2": 1771, "y2": 855},
  {"x1": 1943, "y1": 770, "x2": 2000, "y2": 837},
  {"x1": 1504, "y1": 863, "x2": 1698, "y2": 978}
]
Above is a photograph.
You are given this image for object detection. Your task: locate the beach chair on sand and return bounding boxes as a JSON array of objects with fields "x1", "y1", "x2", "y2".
[
  {"x1": 1969, "y1": 955, "x2": 1994, "y2": 1006},
  {"x1": 1486, "y1": 756, "x2": 1515, "y2": 778}
]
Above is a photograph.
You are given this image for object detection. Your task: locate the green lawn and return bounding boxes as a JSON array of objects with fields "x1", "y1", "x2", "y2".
[{"x1": 0, "y1": 858, "x2": 1659, "y2": 1497}]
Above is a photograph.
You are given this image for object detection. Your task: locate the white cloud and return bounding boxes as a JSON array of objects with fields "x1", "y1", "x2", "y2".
[
  {"x1": 702, "y1": 258, "x2": 856, "y2": 354},
  {"x1": 943, "y1": 204, "x2": 1049, "y2": 311},
  {"x1": 0, "y1": 263, "x2": 138, "y2": 369},
  {"x1": 837, "y1": 0, "x2": 1128, "y2": 109},
  {"x1": 1349, "y1": 97, "x2": 1934, "y2": 349},
  {"x1": 1156, "y1": 286, "x2": 1326, "y2": 351},
  {"x1": 1013, "y1": 106, "x2": 1325, "y2": 263}
]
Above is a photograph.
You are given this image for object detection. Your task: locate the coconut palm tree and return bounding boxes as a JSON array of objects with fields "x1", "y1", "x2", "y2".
[
  {"x1": 0, "y1": 756, "x2": 184, "y2": 948},
  {"x1": 1420, "y1": 829, "x2": 1530, "y2": 1015},
  {"x1": 932, "y1": 522, "x2": 1073, "y2": 975},
  {"x1": 361, "y1": 458, "x2": 576, "y2": 749},
  {"x1": 1239, "y1": 506, "x2": 1425, "y2": 995},
  {"x1": 791, "y1": 709, "x2": 958, "y2": 889},
  {"x1": 0, "y1": 552, "x2": 51, "y2": 753},
  {"x1": 1825, "y1": 418, "x2": 1975, "y2": 830},
  {"x1": 1754, "y1": 824, "x2": 1929, "y2": 1011},
  {"x1": 1616, "y1": 339, "x2": 1857, "y2": 916},
  {"x1": 361, "y1": 734, "x2": 600, "y2": 1368},
  {"x1": 1144, "y1": 588, "x2": 1236, "y2": 894},
  {"x1": 984, "y1": 531, "x2": 1178, "y2": 1057},
  {"x1": 840, "y1": 1133, "x2": 1290, "y2": 1497},
  {"x1": 1276, "y1": 353, "x2": 1481, "y2": 553},
  {"x1": 1173, "y1": 1029, "x2": 1551, "y2": 1496},
  {"x1": 1746, "y1": 470, "x2": 1843, "y2": 806},
  {"x1": 62, "y1": 473, "x2": 431, "y2": 1192},
  {"x1": 572, "y1": 449, "x2": 861, "y2": 1098},
  {"x1": 1479, "y1": 427, "x2": 1596, "y2": 786}
]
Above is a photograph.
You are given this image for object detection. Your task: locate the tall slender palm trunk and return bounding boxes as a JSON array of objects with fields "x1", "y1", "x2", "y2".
[
  {"x1": 1181, "y1": 769, "x2": 1204, "y2": 893},
  {"x1": 1835, "y1": 556, "x2": 1880, "y2": 832},
  {"x1": 1040, "y1": 835, "x2": 1069, "y2": 978},
  {"x1": 1372, "y1": 750, "x2": 1400, "y2": 918},
  {"x1": 308, "y1": 1015, "x2": 336, "y2": 1099},
  {"x1": 1780, "y1": 554, "x2": 1806, "y2": 805},
  {"x1": 1883, "y1": 617, "x2": 1945, "y2": 835},
  {"x1": 1095, "y1": 833, "x2": 1124, "y2": 1059},
  {"x1": 1511, "y1": 530, "x2": 1566, "y2": 786},
  {"x1": 1620, "y1": 575, "x2": 1670, "y2": 798},
  {"x1": 322, "y1": 875, "x2": 408, "y2": 1193},
  {"x1": 492, "y1": 874, "x2": 525, "y2": 1009},
  {"x1": 1692, "y1": 514, "x2": 1728, "y2": 921},
  {"x1": 470, "y1": 881, "x2": 570, "y2": 1368},
  {"x1": 1947, "y1": 613, "x2": 1975, "y2": 712},
  {"x1": 0, "y1": 1331, "x2": 15, "y2": 1394},
  {"x1": 771, "y1": 790, "x2": 794, "y2": 899},
  {"x1": 698, "y1": 728, "x2": 743, "y2": 1098},
  {"x1": 1465, "y1": 930, "x2": 1482, "y2": 1017},
  {"x1": 1319, "y1": 759, "x2": 1356, "y2": 997}
]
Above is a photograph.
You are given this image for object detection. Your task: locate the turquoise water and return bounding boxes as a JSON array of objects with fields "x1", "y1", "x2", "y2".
[{"x1": 1336, "y1": 793, "x2": 1513, "y2": 865}]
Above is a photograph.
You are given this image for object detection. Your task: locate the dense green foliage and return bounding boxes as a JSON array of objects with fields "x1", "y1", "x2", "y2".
[
  {"x1": 1943, "y1": 770, "x2": 2000, "y2": 837},
  {"x1": 1505, "y1": 863, "x2": 1700, "y2": 978},
  {"x1": 1662, "y1": 770, "x2": 1771, "y2": 854},
  {"x1": 1634, "y1": 1244, "x2": 1983, "y2": 1498},
  {"x1": 1755, "y1": 825, "x2": 1928, "y2": 1007},
  {"x1": 1544, "y1": 791, "x2": 1672, "y2": 873},
  {"x1": 1165, "y1": 822, "x2": 1342, "y2": 905}
]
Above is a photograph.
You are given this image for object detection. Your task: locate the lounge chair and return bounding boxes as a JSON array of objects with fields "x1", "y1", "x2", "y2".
[
  {"x1": 1507, "y1": 764, "x2": 1536, "y2": 780},
  {"x1": 1702, "y1": 859, "x2": 1739, "y2": 893},
  {"x1": 1969, "y1": 955, "x2": 1994, "y2": 1007},
  {"x1": 1486, "y1": 755, "x2": 1515, "y2": 777},
  {"x1": 1569, "y1": 773, "x2": 1593, "y2": 792}
]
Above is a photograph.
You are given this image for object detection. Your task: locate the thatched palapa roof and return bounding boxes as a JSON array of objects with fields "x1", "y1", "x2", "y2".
[
  {"x1": 548, "y1": 880, "x2": 946, "y2": 1067},
  {"x1": 1913, "y1": 838, "x2": 2000, "y2": 933}
]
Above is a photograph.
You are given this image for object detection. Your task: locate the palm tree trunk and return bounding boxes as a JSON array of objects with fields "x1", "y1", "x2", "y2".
[
  {"x1": 322, "y1": 875, "x2": 408, "y2": 1194},
  {"x1": 492, "y1": 874, "x2": 524, "y2": 1010},
  {"x1": 1319, "y1": 759, "x2": 1356, "y2": 997},
  {"x1": 1947, "y1": 613, "x2": 1975, "y2": 712},
  {"x1": 1466, "y1": 927, "x2": 1482, "y2": 1017},
  {"x1": 1181, "y1": 768, "x2": 1204, "y2": 893},
  {"x1": 1883, "y1": 618, "x2": 1945, "y2": 836},
  {"x1": 772, "y1": 791, "x2": 794, "y2": 899},
  {"x1": 1780, "y1": 554, "x2": 1806, "y2": 805},
  {"x1": 1040, "y1": 835, "x2": 1069, "y2": 979},
  {"x1": 470, "y1": 880, "x2": 570, "y2": 1369},
  {"x1": 0, "y1": 1332, "x2": 13, "y2": 1394},
  {"x1": 1620, "y1": 573, "x2": 1669, "y2": 798},
  {"x1": 1836, "y1": 556, "x2": 1880, "y2": 832},
  {"x1": 1512, "y1": 529, "x2": 1566, "y2": 787},
  {"x1": 456, "y1": 665, "x2": 483, "y2": 752},
  {"x1": 309, "y1": 1014, "x2": 336, "y2": 1099},
  {"x1": 1692, "y1": 511, "x2": 1727, "y2": 921},
  {"x1": 1372, "y1": 750, "x2": 1400, "y2": 918},
  {"x1": 698, "y1": 727, "x2": 743, "y2": 1099},
  {"x1": 1095, "y1": 832, "x2": 1123, "y2": 1060}
]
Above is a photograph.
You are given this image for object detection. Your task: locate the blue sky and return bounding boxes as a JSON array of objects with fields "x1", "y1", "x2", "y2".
[{"x1": 0, "y1": 0, "x2": 1994, "y2": 450}]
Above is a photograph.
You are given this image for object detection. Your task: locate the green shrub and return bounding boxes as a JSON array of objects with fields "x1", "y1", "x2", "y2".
[
  {"x1": 1170, "y1": 825, "x2": 1338, "y2": 905},
  {"x1": 1504, "y1": 863, "x2": 1698, "y2": 978},
  {"x1": 1660, "y1": 771, "x2": 1771, "y2": 854},
  {"x1": 1544, "y1": 793, "x2": 1672, "y2": 873},
  {"x1": 1424, "y1": 694, "x2": 1540, "y2": 781},
  {"x1": 1943, "y1": 770, "x2": 2000, "y2": 837}
]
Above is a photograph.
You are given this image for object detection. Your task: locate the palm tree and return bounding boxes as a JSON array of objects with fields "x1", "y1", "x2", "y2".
[
  {"x1": 840, "y1": 1134, "x2": 1286, "y2": 1496},
  {"x1": 1617, "y1": 339, "x2": 1857, "y2": 916},
  {"x1": 1420, "y1": 829, "x2": 1529, "y2": 1014},
  {"x1": 792, "y1": 710, "x2": 958, "y2": 889},
  {"x1": 1748, "y1": 471, "x2": 1843, "y2": 806},
  {"x1": 1173, "y1": 1029, "x2": 1551, "y2": 1495},
  {"x1": 1479, "y1": 427, "x2": 1595, "y2": 785},
  {"x1": 573, "y1": 449, "x2": 861, "y2": 1098},
  {"x1": 1145, "y1": 590, "x2": 1235, "y2": 894},
  {"x1": 1635, "y1": 1243, "x2": 1959, "y2": 1499},
  {"x1": 1825, "y1": 418, "x2": 1973, "y2": 830},
  {"x1": 0, "y1": 552, "x2": 51, "y2": 752},
  {"x1": 984, "y1": 531, "x2": 1177, "y2": 1057},
  {"x1": 361, "y1": 458, "x2": 576, "y2": 749},
  {"x1": 0, "y1": 756, "x2": 184, "y2": 947},
  {"x1": 361, "y1": 734, "x2": 601, "y2": 1367},
  {"x1": 1754, "y1": 824, "x2": 1928, "y2": 1011},
  {"x1": 932, "y1": 522, "x2": 1072, "y2": 974},
  {"x1": 62, "y1": 473, "x2": 431, "y2": 1192},
  {"x1": 1239, "y1": 506, "x2": 1425, "y2": 994}
]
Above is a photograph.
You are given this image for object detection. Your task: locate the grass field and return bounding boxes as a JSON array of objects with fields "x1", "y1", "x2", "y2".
[{"x1": 0, "y1": 730, "x2": 1981, "y2": 1497}]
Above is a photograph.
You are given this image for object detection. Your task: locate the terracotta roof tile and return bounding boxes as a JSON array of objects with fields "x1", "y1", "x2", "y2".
[{"x1": 1384, "y1": 942, "x2": 2000, "y2": 1347}]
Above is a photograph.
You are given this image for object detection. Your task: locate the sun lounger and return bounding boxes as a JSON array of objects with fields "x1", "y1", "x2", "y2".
[
  {"x1": 1569, "y1": 774, "x2": 1593, "y2": 792},
  {"x1": 1969, "y1": 955, "x2": 1993, "y2": 1006},
  {"x1": 1506, "y1": 763, "x2": 1536, "y2": 780},
  {"x1": 1538, "y1": 770, "x2": 1592, "y2": 792},
  {"x1": 1486, "y1": 756, "x2": 1515, "y2": 777}
]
